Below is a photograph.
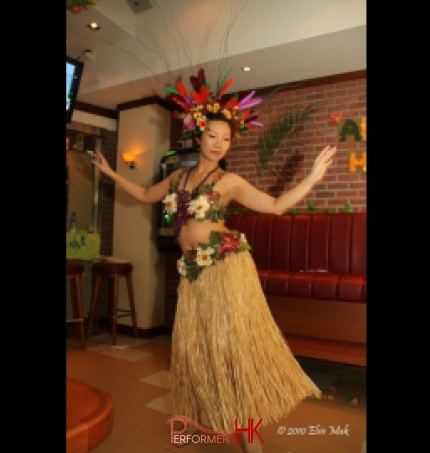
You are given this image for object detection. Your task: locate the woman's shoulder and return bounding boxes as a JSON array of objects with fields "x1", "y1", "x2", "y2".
[
  {"x1": 168, "y1": 167, "x2": 187, "y2": 181},
  {"x1": 217, "y1": 170, "x2": 245, "y2": 185},
  {"x1": 170, "y1": 167, "x2": 187, "y2": 176},
  {"x1": 213, "y1": 171, "x2": 248, "y2": 197}
]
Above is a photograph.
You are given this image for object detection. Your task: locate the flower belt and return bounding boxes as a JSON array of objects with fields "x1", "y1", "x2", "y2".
[{"x1": 177, "y1": 230, "x2": 251, "y2": 281}]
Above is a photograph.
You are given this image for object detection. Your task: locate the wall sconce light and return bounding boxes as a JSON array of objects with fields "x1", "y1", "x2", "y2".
[{"x1": 122, "y1": 152, "x2": 136, "y2": 169}]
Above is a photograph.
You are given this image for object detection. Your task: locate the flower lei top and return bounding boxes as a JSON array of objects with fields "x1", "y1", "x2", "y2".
[{"x1": 162, "y1": 166, "x2": 227, "y2": 237}]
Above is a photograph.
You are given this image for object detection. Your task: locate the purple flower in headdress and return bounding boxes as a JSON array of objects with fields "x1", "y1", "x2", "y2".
[
  {"x1": 245, "y1": 111, "x2": 264, "y2": 127},
  {"x1": 184, "y1": 115, "x2": 196, "y2": 131},
  {"x1": 238, "y1": 90, "x2": 262, "y2": 110}
]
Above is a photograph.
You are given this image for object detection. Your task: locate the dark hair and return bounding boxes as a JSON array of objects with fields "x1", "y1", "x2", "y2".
[
  {"x1": 219, "y1": 157, "x2": 227, "y2": 170},
  {"x1": 203, "y1": 112, "x2": 234, "y2": 137}
]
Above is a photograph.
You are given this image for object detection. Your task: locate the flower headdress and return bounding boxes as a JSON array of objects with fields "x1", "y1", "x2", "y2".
[{"x1": 165, "y1": 68, "x2": 263, "y2": 139}]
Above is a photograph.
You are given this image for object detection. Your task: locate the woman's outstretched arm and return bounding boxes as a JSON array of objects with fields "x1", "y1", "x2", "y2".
[
  {"x1": 91, "y1": 149, "x2": 173, "y2": 204},
  {"x1": 230, "y1": 145, "x2": 337, "y2": 215}
]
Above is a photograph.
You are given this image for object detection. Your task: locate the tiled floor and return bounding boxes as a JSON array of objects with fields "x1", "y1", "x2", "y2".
[{"x1": 66, "y1": 331, "x2": 366, "y2": 453}]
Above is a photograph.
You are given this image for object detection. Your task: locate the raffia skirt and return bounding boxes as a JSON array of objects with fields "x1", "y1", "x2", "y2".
[{"x1": 170, "y1": 250, "x2": 321, "y2": 433}]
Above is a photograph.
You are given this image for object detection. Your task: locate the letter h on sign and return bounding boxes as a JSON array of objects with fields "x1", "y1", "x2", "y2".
[{"x1": 349, "y1": 151, "x2": 366, "y2": 172}]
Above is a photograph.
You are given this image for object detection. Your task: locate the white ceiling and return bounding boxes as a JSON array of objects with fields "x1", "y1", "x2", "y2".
[{"x1": 66, "y1": 0, "x2": 366, "y2": 111}]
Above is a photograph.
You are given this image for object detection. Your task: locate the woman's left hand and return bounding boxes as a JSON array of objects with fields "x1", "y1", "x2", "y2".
[{"x1": 308, "y1": 145, "x2": 337, "y2": 184}]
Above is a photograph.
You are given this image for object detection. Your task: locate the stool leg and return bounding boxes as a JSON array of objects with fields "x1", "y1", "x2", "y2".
[
  {"x1": 112, "y1": 275, "x2": 118, "y2": 345},
  {"x1": 70, "y1": 277, "x2": 80, "y2": 341},
  {"x1": 87, "y1": 275, "x2": 101, "y2": 340},
  {"x1": 126, "y1": 273, "x2": 138, "y2": 338},
  {"x1": 75, "y1": 274, "x2": 86, "y2": 350}
]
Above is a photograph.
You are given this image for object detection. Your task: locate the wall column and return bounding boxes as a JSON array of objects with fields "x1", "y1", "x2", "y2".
[{"x1": 113, "y1": 104, "x2": 171, "y2": 331}]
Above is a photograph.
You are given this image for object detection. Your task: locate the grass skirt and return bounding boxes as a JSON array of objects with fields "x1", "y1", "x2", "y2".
[{"x1": 170, "y1": 250, "x2": 321, "y2": 432}]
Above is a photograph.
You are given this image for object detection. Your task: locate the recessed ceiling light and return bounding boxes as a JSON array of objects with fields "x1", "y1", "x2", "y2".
[
  {"x1": 87, "y1": 22, "x2": 100, "y2": 31},
  {"x1": 242, "y1": 66, "x2": 252, "y2": 72}
]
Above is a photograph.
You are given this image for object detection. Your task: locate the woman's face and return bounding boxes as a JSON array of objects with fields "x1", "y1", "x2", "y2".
[{"x1": 196, "y1": 120, "x2": 231, "y2": 164}]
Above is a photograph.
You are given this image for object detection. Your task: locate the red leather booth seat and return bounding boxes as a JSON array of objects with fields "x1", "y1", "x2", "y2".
[
  {"x1": 225, "y1": 213, "x2": 367, "y2": 367},
  {"x1": 226, "y1": 213, "x2": 366, "y2": 303}
]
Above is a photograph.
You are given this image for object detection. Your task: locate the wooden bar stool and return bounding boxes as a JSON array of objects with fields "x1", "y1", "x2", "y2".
[
  {"x1": 66, "y1": 262, "x2": 86, "y2": 350},
  {"x1": 86, "y1": 258, "x2": 138, "y2": 345}
]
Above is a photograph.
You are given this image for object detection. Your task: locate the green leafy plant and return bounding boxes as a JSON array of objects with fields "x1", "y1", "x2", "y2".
[
  {"x1": 307, "y1": 201, "x2": 318, "y2": 213},
  {"x1": 284, "y1": 202, "x2": 352, "y2": 215},
  {"x1": 341, "y1": 201, "x2": 353, "y2": 213},
  {"x1": 256, "y1": 103, "x2": 317, "y2": 179}
]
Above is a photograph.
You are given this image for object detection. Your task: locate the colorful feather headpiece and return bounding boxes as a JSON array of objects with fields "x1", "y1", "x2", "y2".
[{"x1": 165, "y1": 68, "x2": 263, "y2": 139}]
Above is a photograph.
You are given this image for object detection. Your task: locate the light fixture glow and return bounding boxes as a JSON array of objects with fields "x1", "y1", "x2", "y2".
[
  {"x1": 242, "y1": 66, "x2": 252, "y2": 72},
  {"x1": 87, "y1": 22, "x2": 100, "y2": 31},
  {"x1": 122, "y1": 152, "x2": 136, "y2": 169}
]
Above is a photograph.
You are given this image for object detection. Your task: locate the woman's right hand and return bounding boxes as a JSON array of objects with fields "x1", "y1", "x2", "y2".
[{"x1": 91, "y1": 149, "x2": 113, "y2": 177}]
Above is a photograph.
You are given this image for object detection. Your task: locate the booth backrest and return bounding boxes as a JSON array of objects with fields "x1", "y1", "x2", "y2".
[{"x1": 226, "y1": 213, "x2": 366, "y2": 275}]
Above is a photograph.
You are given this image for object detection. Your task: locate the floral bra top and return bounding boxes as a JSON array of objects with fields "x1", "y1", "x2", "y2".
[{"x1": 162, "y1": 166, "x2": 227, "y2": 237}]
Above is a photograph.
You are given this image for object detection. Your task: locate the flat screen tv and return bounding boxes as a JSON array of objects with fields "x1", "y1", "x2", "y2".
[{"x1": 66, "y1": 55, "x2": 84, "y2": 123}]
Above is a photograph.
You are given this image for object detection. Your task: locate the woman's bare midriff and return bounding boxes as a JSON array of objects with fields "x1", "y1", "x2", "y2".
[{"x1": 176, "y1": 219, "x2": 231, "y2": 254}]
